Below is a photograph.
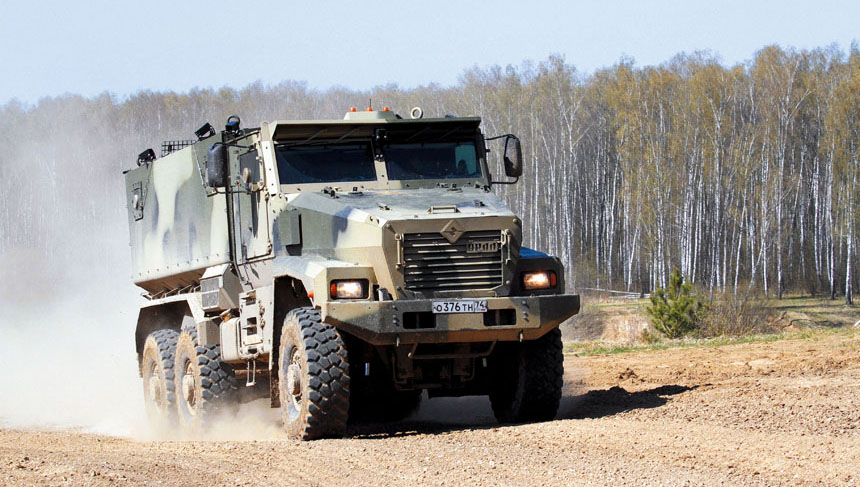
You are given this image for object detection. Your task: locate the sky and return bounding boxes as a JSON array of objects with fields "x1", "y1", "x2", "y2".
[{"x1": 0, "y1": 0, "x2": 857, "y2": 105}]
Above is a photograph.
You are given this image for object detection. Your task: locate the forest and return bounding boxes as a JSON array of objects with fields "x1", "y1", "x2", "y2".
[{"x1": 0, "y1": 44, "x2": 858, "y2": 302}]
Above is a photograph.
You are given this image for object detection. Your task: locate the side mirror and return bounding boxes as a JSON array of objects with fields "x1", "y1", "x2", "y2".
[
  {"x1": 503, "y1": 136, "x2": 523, "y2": 178},
  {"x1": 206, "y1": 143, "x2": 229, "y2": 187}
]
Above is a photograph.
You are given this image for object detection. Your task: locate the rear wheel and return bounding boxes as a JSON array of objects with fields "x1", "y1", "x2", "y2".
[
  {"x1": 141, "y1": 329, "x2": 179, "y2": 424},
  {"x1": 278, "y1": 307, "x2": 350, "y2": 440},
  {"x1": 489, "y1": 327, "x2": 564, "y2": 423},
  {"x1": 173, "y1": 327, "x2": 237, "y2": 432}
]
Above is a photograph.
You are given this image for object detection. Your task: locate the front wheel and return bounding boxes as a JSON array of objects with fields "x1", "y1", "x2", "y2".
[
  {"x1": 278, "y1": 307, "x2": 350, "y2": 440},
  {"x1": 489, "y1": 327, "x2": 564, "y2": 423}
]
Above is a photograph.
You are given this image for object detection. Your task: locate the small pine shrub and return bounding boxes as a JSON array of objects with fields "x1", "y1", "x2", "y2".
[{"x1": 646, "y1": 269, "x2": 704, "y2": 338}]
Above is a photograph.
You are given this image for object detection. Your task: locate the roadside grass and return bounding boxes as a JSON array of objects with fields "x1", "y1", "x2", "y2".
[
  {"x1": 758, "y1": 295, "x2": 859, "y2": 328},
  {"x1": 565, "y1": 294, "x2": 858, "y2": 356},
  {"x1": 585, "y1": 296, "x2": 649, "y2": 312},
  {"x1": 580, "y1": 293, "x2": 856, "y2": 325},
  {"x1": 564, "y1": 326, "x2": 860, "y2": 356}
]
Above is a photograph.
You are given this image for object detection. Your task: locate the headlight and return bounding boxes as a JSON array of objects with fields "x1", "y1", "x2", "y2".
[
  {"x1": 522, "y1": 270, "x2": 557, "y2": 290},
  {"x1": 330, "y1": 280, "x2": 369, "y2": 299}
]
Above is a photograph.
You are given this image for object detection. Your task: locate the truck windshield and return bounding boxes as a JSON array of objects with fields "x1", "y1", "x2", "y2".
[
  {"x1": 275, "y1": 143, "x2": 376, "y2": 184},
  {"x1": 384, "y1": 141, "x2": 480, "y2": 180}
]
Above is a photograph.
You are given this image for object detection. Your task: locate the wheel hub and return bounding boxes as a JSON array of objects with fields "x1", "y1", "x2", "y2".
[
  {"x1": 148, "y1": 374, "x2": 162, "y2": 408},
  {"x1": 182, "y1": 362, "x2": 197, "y2": 414},
  {"x1": 286, "y1": 349, "x2": 303, "y2": 410},
  {"x1": 287, "y1": 364, "x2": 301, "y2": 395}
]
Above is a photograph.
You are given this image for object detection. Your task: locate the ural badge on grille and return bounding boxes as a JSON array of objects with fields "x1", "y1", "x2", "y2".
[
  {"x1": 440, "y1": 220, "x2": 465, "y2": 243},
  {"x1": 466, "y1": 240, "x2": 500, "y2": 253}
]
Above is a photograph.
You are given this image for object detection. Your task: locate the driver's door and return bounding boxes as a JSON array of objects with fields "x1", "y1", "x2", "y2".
[{"x1": 232, "y1": 148, "x2": 271, "y2": 263}]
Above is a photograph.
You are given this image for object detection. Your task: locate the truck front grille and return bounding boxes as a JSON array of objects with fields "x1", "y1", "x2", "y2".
[{"x1": 402, "y1": 230, "x2": 503, "y2": 292}]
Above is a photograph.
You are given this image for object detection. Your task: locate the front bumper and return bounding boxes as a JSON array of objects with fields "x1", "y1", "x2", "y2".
[{"x1": 323, "y1": 294, "x2": 580, "y2": 345}]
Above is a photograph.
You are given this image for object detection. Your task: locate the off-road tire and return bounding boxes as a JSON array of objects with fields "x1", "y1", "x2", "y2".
[
  {"x1": 174, "y1": 326, "x2": 237, "y2": 431},
  {"x1": 141, "y1": 329, "x2": 179, "y2": 423},
  {"x1": 278, "y1": 307, "x2": 350, "y2": 440},
  {"x1": 489, "y1": 327, "x2": 564, "y2": 423}
]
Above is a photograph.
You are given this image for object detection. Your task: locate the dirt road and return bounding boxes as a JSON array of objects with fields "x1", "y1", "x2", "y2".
[{"x1": 2, "y1": 329, "x2": 858, "y2": 486}]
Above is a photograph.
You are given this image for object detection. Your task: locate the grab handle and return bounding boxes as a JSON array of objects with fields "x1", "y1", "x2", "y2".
[{"x1": 427, "y1": 205, "x2": 460, "y2": 214}]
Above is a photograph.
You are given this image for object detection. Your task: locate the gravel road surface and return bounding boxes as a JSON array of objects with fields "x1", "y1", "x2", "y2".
[{"x1": 2, "y1": 329, "x2": 858, "y2": 486}]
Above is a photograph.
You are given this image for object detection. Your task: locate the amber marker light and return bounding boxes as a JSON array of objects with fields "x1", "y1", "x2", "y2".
[
  {"x1": 382, "y1": 106, "x2": 390, "y2": 111},
  {"x1": 522, "y1": 271, "x2": 557, "y2": 290},
  {"x1": 349, "y1": 107, "x2": 357, "y2": 112},
  {"x1": 330, "y1": 280, "x2": 368, "y2": 299}
]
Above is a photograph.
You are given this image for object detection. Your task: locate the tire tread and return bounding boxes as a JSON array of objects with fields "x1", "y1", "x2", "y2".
[
  {"x1": 489, "y1": 327, "x2": 564, "y2": 423},
  {"x1": 280, "y1": 307, "x2": 350, "y2": 440},
  {"x1": 175, "y1": 325, "x2": 237, "y2": 427},
  {"x1": 143, "y1": 329, "x2": 179, "y2": 417}
]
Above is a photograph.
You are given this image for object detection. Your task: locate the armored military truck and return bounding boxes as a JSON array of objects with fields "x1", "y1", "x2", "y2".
[{"x1": 126, "y1": 107, "x2": 580, "y2": 439}]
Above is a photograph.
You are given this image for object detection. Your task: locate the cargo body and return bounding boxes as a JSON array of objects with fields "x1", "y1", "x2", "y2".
[
  {"x1": 125, "y1": 134, "x2": 228, "y2": 293},
  {"x1": 127, "y1": 109, "x2": 580, "y2": 439}
]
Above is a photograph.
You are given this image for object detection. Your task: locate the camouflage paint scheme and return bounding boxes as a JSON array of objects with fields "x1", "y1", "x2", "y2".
[
  {"x1": 126, "y1": 110, "x2": 579, "y2": 372},
  {"x1": 125, "y1": 133, "x2": 228, "y2": 293}
]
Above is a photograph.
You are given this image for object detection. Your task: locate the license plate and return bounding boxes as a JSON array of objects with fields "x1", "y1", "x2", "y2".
[{"x1": 431, "y1": 300, "x2": 488, "y2": 314}]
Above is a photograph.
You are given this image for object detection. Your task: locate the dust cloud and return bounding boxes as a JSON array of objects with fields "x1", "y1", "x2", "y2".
[
  {"x1": 0, "y1": 239, "x2": 295, "y2": 441},
  {"x1": 0, "y1": 245, "x2": 146, "y2": 436},
  {"x1": 0, "y1": 245, "x2": 289, "y2": 441}
]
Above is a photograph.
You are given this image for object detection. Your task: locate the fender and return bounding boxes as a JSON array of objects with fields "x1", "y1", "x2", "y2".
[
  {"x1": 272, "y1": 255, "x2": 375, "y2": 300},
  {"x1": 267, "y1": 255, "x2": 376, "y2": 370},
  {"x1": 133, "y1": 295, "x2": 203, "y2": 372}
]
